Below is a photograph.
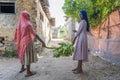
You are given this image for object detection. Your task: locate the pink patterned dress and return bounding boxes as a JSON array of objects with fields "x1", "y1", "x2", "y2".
[{"x1": 73, "y1": 20, "x2": 88, "y2": 61}]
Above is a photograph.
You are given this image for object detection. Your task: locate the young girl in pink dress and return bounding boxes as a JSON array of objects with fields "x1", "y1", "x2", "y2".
[{"x1": 72, "y1": 10, "x2": 89, "y2": 74}]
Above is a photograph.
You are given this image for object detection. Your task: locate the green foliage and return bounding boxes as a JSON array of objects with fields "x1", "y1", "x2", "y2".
[
  {"x1": 62, "y1": 0, "x2": 120, "y2": 28},
  {"x1": 53, "y1": 42, "x2": 74, "y2": 58},
  {"x1": 46, "y1": 42, "x2": 74, "y2": 58},
  {"x1": 4, "y1": 48, "x2": 17, "y2": 57},
  {"x1": 58, "y1": 26, "x2": 66, "y2": 39},
  {"x1": 58, "y1": 33, "x2": 66, "y2": 39},
  {"x1": 62, "y1": 0, "x2": 93, "y2": 22}
]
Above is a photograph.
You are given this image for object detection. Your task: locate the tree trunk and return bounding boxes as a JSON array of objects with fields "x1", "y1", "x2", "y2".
[
  {"x1": 98, "y1": 12, "x2": 102, "y2": 38},
  {"x1": 118, "y1": 8, "x2": 120, "y2": 20},
  {"x1": 107, "y1": 15, "x2": 110, "y2": 39}
]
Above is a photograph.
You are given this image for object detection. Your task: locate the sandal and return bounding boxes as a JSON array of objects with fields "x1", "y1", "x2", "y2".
[
  {"x1": 72, "y1": 68, "x2": 78, "y2": 71},
  {"x1": 19, "y1": 68, "x2": 26, "y2": 73},
  {"x1": 25, "y1": 71, "x2": 36, "y2": 77}
]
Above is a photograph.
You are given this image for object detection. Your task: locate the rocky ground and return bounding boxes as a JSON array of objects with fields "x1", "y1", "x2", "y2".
[{"x1": 0, "y1": 39, "x2": 120, "y2": 80}]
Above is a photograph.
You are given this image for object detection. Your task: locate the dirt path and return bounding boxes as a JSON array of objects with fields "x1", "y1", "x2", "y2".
[{"x1": 0, "y1": 39, "x2": 120, "y2": 80}]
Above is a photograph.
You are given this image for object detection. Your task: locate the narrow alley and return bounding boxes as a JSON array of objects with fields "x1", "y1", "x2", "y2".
[{"x1": 0, "y1": 39, "x2": 120, "y2": 80}]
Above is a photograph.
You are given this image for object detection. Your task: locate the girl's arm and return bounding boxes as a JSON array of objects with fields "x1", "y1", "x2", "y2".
[
  {"x1": 36, "y1": 34, "x2": 46, "y2": 47},
  {"x1": 76, "y1": 20, "x2": 86, "y2": 37}
]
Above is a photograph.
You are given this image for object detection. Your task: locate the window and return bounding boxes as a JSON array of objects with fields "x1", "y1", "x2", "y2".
[
  {"x1": 40, "y1": 12, "x2": 44, "y2": 21},
  {"x1": 0, "y1": 2, "x2": 15, "y2": 13}
]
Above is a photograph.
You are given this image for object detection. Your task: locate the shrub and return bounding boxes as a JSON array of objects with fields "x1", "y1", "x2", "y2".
[{"x1": 4, "y1": 48, "x2": 17, "y2": 57}]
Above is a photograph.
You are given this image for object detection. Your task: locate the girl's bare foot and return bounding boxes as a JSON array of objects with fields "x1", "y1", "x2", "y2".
[{"x1": 73, "y1": 69, "x2": 83, "y2": 74}]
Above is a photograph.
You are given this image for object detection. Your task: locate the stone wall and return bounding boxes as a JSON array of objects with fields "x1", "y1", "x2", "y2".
[
  {"x1": 0, "y1": 0, "x2": 37, "y2": 40},
  {"x1": 0, "y1": 15, "x2": 17, "y2": 40},
  {"x1": 36, "y1": 0, "x2": 51, "y2": 45},
  {"x1": 0, "y1": 0, "x2": 51, "y2": 44},
  {"x1": 16, "y1": 0, "x2": 37, "y2": 28},
  {"x1": 0, "y1": 0, "x2": 17, "y2": 40},
  {"x1": 0, "y1": 0, "x2": 52, "y2": 56},
  {"x1": 65, "y1": 18, "x2": 79, "y2": 41}
]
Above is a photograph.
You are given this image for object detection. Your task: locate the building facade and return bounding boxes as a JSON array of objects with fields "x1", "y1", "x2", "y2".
[
  {"x1": 0, "y1": 0, "x2": 54, "y2": 44},
  {"x1": 65, "y1": 17, "x2": 79, "y2": 41}
]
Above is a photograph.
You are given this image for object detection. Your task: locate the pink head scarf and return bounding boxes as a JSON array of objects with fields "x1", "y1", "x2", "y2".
[{"x1": 14, "y1": 11, "x2": 36, "y2": 63}]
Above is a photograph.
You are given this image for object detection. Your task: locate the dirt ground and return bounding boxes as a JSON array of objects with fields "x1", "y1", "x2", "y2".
[{"x1": 0, "y1": 39, "x2": 120, "y2": 80}]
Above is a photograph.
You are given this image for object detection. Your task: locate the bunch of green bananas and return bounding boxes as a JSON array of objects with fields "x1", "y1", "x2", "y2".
[{"x1": 48, "y1": 42, "x2": 74, "y2": 58}]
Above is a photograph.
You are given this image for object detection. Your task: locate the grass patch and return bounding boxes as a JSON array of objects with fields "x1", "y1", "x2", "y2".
[{"x1": 4, "y1": 48, "x2": 17, "y2": 57}]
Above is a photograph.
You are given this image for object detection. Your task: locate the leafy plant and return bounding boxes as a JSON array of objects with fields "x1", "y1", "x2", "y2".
[
  {"x1": 58, "y1": 26, "x2": 66, "y2": 39},
  {"x1": 46, "y1": 42, "x2": 74, "y2": 58}
]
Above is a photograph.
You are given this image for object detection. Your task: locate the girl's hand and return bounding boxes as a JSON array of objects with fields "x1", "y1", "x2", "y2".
[
  {"x1": 72, "y1": 37, "x2": 77, "y2": 45},
  {"x1": 72, "y1": 39, "x2": 75, "y2": 45},
  {"x1": 42, "y1": 43, "x2": 46, "y2": 47},
  {"x1": 72, "y1": 30, "x2": 77, "y2": 32}
]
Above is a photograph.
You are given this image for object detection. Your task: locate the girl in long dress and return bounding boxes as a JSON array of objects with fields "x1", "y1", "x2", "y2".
[
  {"x1": 72, "y1": 10, "x2": 89, "y2": 74},
  {"x1": 14, "y1": 11, "x2": 46, "y2": 77}
]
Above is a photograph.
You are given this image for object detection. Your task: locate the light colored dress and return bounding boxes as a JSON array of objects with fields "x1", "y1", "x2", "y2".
[
  {"x1": 22, "y1": 41, "x2": 38, "y2": 65},
  {"x1": 73, "y1": 20, "x2": 88, "y2": 61}
]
